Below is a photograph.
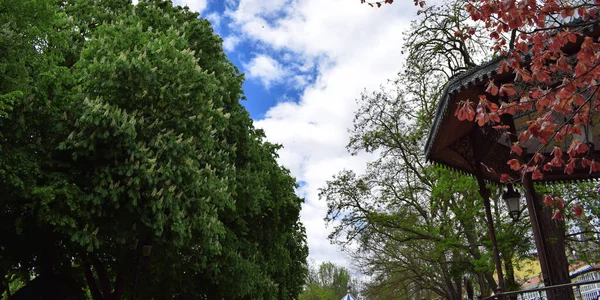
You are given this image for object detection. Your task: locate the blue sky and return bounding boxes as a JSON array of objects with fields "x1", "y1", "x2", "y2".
[
  {"x1": 201, "y1": 0, "x2": 318, "y2": 119},
  {"x1": 163, "y1": 0, "x2": 420, "y2": 271}
]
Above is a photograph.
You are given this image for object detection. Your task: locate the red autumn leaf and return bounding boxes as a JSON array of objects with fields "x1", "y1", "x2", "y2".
[
  {"x1": 518, "y1": 131, "x2": 528, "y2": 143},
  {"x1": 532, "y1": 169, "x2": 544, "y2": 180},
  {"x1": 555, "y1": 56, "x2": 571, "y2": 72},
  {"x1": 499, "y1": 84, "x2": 517, "y2": 97},
  {"x1": 499, "y1": 101, "x2": 517, "y2": 115},
  {"x1": 508, "y1": 159, "x2": 521, "y2": 171},
  {"x1": 488, "y1": 112, "x2": 500, "y2": 124},
  {"x1": 492, "y1": 124, "x2": 510, "y2": 130},
  {"x1": 511, "y1": 142, "x2": 523, "y2": 156},
  {"x1": 551, "y1": 146, "x2": 563, "y2": 158},
  {"x1": 515, "y1": 68, "x2": 532, "y2": 82},
  {"x1": 486, "y1": 100, "x2": 499, "y2": 112},
  {"x1": 555, "y1": 197, "x2": 565, "y2": 209},
  {"x1": 455, "y1": 99, "x2": 475, "y2": 121},
  {"x1": 552, "y1": 209, "x2": 563, "y2": 221},
  {"x1": 567, "y1": 140, "x2": 580, "y2": 158},
  {"x1": 533, "y1": 153, "x2": 544, "y2": 164},
  {"x1": 486, "y1": 80, "x2": 499, "y2": 96},
  {"x1": 577, "y1": 142, "x2": 590, "y2": 155},
  {"x1": 582, "y1": 158, "x2": 592, "y2": 169},
  {"x1": 533, "y1": 69, "x2": 551, "y2": 83},
  {"x1": 572, "y1": 204, "x2": 583, "y2": 217},
  {"x1": 500, "y1": 173, "x2": 512, "y2": 183},
  {"x1": 573, "y1": 94, "x2": 585, "y2": 106},
  {"x1": 498, "y1": 60, "x2": 510, "y2": 74},
  {"x1": 571, "y1": 124, "x2": 583, "y2": 136},
  {"x1": 550, "y1": 156, "x2": 564, "y2": 167},
  {"x1": 543, "y1": 194, "x2": 554, "y2": 207},
  {"x1": 516, "y1": 41, "x2": 528, "y2": 53},
  {"x1": 565, "y1": 159, "x2": 576, "y2": 174},
  {"x1": 543, "y1": 163, "x2": 553, "y2": 171}
]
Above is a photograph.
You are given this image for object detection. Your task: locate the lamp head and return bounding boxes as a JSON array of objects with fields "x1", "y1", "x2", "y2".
[{"x1": 503, "y1": 184, "x2": 521, "y2": 221}]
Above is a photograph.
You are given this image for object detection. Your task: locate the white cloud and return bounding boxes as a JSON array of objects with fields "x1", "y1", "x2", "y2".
[
  {"x1": 244, "y1": 54, "x2": 288, "y2": 88},
  {"x1": 291, "y1": 75, "x2": 309, "y2": 88},
  {"x1": 222, "y1": 35, "x2": 241, "y2": 52},
  {"x1": 205, "y1": 12, "x2": 222, "y2": 30},
  {"x1": 173, "y1": 0, "x2": 208, "y2": 14},
  {"x1": 227, "y1": 0, "x2": 419, "y2": 272}
]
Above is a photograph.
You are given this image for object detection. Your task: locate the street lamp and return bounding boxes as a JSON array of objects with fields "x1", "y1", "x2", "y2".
[{"x1": 503, "y1": 185, "x2": 521, "y2": 221}]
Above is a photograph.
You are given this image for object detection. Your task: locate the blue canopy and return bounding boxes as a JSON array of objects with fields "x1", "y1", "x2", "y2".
[{"x1": 341, "y1": 293, "x2": 356, "y2": 300}]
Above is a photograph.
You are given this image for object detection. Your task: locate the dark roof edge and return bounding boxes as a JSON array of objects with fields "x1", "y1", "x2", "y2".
[{"x1": 424, "y1": 57, "x2": 503, "y2": 158}]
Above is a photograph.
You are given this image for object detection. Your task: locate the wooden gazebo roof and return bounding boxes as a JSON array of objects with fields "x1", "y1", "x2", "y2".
[
  {"x1": 424, "y1": 55, "x2": 600, "y2": 184},
  {"x1": 424, "y1": 57, "x2": 510, "y2": 182}
]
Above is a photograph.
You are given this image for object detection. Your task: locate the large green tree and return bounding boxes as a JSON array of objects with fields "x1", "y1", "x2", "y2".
[
  {"x1": 0, "y1": 0, "x2": 81, "y2": 297},
  {"x1": 0, "y1": 0, "x2": 307, "y2": 299}
]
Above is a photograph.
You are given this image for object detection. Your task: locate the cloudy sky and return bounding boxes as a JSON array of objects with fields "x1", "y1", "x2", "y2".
[{"x1": 168, "y1": 0, "x2": 419, "y2": 270}]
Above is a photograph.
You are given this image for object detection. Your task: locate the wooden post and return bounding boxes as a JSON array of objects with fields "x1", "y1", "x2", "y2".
[
  {"x1": 521, "y1": 174, "x2": 573, "y2": 300},
  {"x1": 502, "y1": 114, "x2": 574, "y2": 300}
]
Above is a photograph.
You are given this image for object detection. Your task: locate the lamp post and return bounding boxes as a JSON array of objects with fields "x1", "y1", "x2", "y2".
[{"x1": 503, "y1": 185, "x2": 521, "y2": 221}]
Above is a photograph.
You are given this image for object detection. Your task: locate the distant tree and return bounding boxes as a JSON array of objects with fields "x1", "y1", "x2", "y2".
[{"x1": 299, "y1": 261, "x2": 359, "y2": 300}]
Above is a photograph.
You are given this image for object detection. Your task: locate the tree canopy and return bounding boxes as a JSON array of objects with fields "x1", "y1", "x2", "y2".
[{"x1": 0, "y1": 0, "x2": 307, "y2": 299}]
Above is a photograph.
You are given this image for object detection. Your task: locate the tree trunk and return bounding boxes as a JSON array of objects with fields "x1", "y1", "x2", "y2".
[
  {"x1": 478, "y1": 273, "x2": 491, "y2": 297},
  {"x1": 454, "y1": 278, "x2": 463, "y2": 300},
  {"x1": 466, "y1": 277, "x2": 474, "y2": 300},
  {"x1": 539, "y1": 203, "x2": 573, "y2": 300},
  {"x1": 83, "y1": 262, "x2": 103, "y2": 300},
  {"x1": 90, "y1": 256, "x2": 112, "y2": 299},
  {"x1": 503, "y1": 254, "x2": 519, "y2": 300},
  {"x1": 112, "y1": 270, "x2": 125, "y2": 300},
  {"x1": 83, "y1": 255, "x2": 127, "y2": 300},
  {"x1": 459, "y1": 214, "x2": 498, "y2": 293}
]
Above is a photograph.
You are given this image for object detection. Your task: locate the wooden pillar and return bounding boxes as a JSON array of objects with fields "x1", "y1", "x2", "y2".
[
  {"x1": 521, "y1": 174, "x2": 573, "y2": 300},
  {"x1": 500, "y1": 113, "x2": 574, "y2": 300}
]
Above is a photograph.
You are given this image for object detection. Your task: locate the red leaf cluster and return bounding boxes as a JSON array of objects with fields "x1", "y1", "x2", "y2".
[
  {"x1": 361, "y1": 0, "x2": 396, "y2": 8},
  {"x1": 463, "y1": 0, "x2": 600, "y2": 182},
  {"x1": 461, "y1": 0, "x2": 600, "y2": 221},
  {"x1": 543, "y1": 195, "x2": 572, "y2": 221}
]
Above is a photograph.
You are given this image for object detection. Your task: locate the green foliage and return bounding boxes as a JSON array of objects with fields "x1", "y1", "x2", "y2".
[
  {"x1": 299, "y1": 261, "x2": 358, "y2": 300},
  {"x1": 0, "y1": 0, "x2": 307, "y2": 298},
  {"x1": 321, "y1": 1, "x2": 535, "y2": 299}
]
